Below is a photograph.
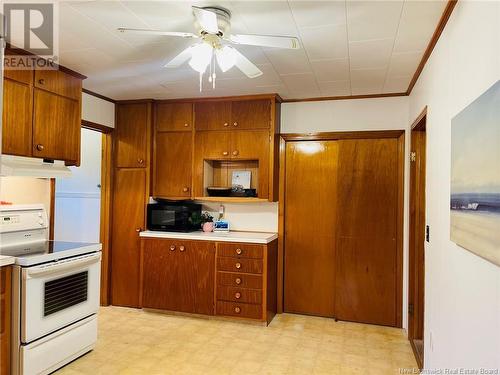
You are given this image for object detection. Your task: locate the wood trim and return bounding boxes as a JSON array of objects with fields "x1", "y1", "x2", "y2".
[
  {"x1": 406, "y1": 0, "x2": 458, "y2": 94},
  {"x1": 99, "y1": 133, "x2": 113, "y2": 305},
  {"x1": 49, "y1": 178, "x2": 56, "y2": 241},
  {"x1": 82, "y1": 88, "x2": 116, "y2": 103},
  {"x1": 395, "y1": 132, "x2": 405, "y2": 328},
  {"x1": 280, "y1": 130, "x2": 405, "y2": 141},
  {"x1": 154, "y1": 93, "x2": 282, "y2": 104},
  {"x1": 411, "y1": 106, "x2": 428, "y2": 131},
  {"x1": 282, "y1": 92, "x2": 407, "y2": 103},
  {"x1": 82, "y1": 119, "x2": 113, "y2": 134},
  {"x1": 115, "y1": 99, "x2": 155, "y2": 104},
  {"x1": 277, "y1": 136, "x2": 286, "y2": 313}
]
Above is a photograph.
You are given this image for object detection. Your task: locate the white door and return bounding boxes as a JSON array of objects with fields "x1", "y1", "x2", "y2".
[{"x1": 54, "y1": 128, "x2": 102, "y2": 242}]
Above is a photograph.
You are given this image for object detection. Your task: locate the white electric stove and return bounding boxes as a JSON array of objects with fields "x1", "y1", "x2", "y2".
[{"x1": 0, "y1": 205, "x2": 102, "y2": 375}]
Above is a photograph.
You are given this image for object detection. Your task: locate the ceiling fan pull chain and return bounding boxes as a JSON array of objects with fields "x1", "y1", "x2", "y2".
[{"x1": 199, "y1": 71, "x2": 203, "y2": 92}]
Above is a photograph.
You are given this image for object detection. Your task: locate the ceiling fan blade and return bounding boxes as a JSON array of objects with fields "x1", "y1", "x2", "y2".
[
  {"x1": 165, "y1": 46, "x2": 193, "y2": 68},
  {"x1": 192, "y1": 6, "x2": 219, "y2": 34},
  {"x1": 232, "y1": 48, "x2": 263, "y2": 78},
  {"x1": 117, "y1": 28, "x2": 198, "y2": 39},
  {"x1": 230, "y1": 34, "x2": 300, "y2": 49}
]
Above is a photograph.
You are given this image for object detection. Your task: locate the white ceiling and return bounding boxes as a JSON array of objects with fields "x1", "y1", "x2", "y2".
[{"x1": 58, "y1": 0, "x2": 447, "y2": 100}]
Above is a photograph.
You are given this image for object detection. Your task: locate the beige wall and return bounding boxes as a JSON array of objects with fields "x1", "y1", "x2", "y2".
[{"x1": 0, "y1": 176, "x2": 52, "y2": 215}]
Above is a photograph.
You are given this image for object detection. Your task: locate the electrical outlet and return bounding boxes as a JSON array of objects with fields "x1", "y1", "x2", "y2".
[{"x1": 426, "y1": 225, "x2": 430, "y2": 242}]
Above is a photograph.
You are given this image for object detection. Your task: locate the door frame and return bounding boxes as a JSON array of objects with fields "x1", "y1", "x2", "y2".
[
  {"x1": 408, "y1": 107, "x2": 427, "y2": 368},
  {"x1": 278, "y1": 130, "x2": 406, "y2": 327}
]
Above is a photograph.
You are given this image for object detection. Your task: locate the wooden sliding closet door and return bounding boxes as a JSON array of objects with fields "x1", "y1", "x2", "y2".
[
  {"x1": 284, "y1": 141, "x2": 338, "y2": 317},
  {"x1": 335, "y1": 138, "x2": 399, "y2": 326}
]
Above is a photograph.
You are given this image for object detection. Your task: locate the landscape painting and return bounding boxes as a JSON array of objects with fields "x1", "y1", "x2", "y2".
[{"x1": 450, "y1": 80, "x2": 500, "y2": 266}]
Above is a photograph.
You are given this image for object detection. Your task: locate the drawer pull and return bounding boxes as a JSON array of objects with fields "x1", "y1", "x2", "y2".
[
  {"x1": 184, "y1": 123, "x2": 189, "y2": 127},
  {"x1": 233, "y1": 122, "x2": 238, "y2": 127},
  {"x1": 179, "y1": 245, "x2": 185, "y2": 252},
  {"x1": 223, "y1": 123, "x2": 229, "y2": 127},
  {"x1": 235, "y1": 248, "x2": 242, "y2": 255},
  {"x1": 235, "y1": 278, "x2": 242, "y2": 285},
  {"x1": 235, "y1": 292, "x2": 241, "y2": 299},
  {"x1": 38, "y1": 78, "x2": 45, "y2": 85},
  {"x1": 35, "y1": 144, "x2": 44, "y2": 151},
  {"x1": 235, "y1": 262, "x2": 241, "y2": 269},
  {"x1": 138, "y1": 158, "x2": 144, "y2": 164},
  {"x1": 234, "y1": 307, "x2": 241, "y2": 314},
  {"x1": 222, "y1": 151, "x2": 229, "y2": 156},
  {"x1": 232, "y1": 150, "x2": 239, "y2": 156},
  {"x1": 169, "y1": 245, "x2": 176, "y2": 251},
  {"x1": 182, "y1": 187, "x2": 189, "y2": 193}
]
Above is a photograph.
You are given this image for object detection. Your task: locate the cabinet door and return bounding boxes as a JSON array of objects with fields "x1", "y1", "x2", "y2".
[
  {"x1": 231, "y1": 100, "x2": 271, "y2": 129},
  {"x1": 32, "y1": 89, "x2": 80, "y2": 162},
  {"x1": 111, "y1": 169, "x2": 146, "y2": 308},
  {"x1": 2, "y1": 78, "x2": 33, "y2": 156},
  {"x1": 194, "y1": 101, "x2": 231, "y2": 130},
  {"x1": 35, "y1": 69, "x2": 82, "y2": 100},
  {"x1": 155, "y1": 132, "x2": 192, "y2": 198},
  {"x1": 142, "y1": 240, "x2": 215, "y2": 315},
  {"x1": 194, "y1": 131, "x2": 231, "y2": 160},
  {"x1": 115, "y1": 103, "x2": 151, "y2": 168},
  {"x1": 0, "y1": 266, "x2": 12, "y2": 375},
  {"x1": 156, "y1": 102, "x2": 193, "y2": 131}
]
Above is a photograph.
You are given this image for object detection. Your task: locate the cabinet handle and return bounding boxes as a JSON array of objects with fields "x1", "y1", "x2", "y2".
[
  {"x1": 233, "y1": 122, "x2": 238, "y2": 127},
  {"x1": 184, "y1": 123, "x2": 189, "y2": 127},
  {"x1": 235, "y1": 277, "x2": 242, "y2": 285},
  {"x1": 170, "y1": 245, "x2": 176, "y2": 251},
  {"x1": 135, "y1": 228, "x2": 141, "y2": 232},
  {"x1": 235, "y1": 248, "x2": 242, "y2": 255},
  {"x1": 235, "y1": 292, "x2": 241, "y2": 299},
  {"x1": 235, "y1": 262, "x2": 241, "y2": 269},
  {"x1": 234, "y1": 307, "x2": 241, "y2": 314},
  {"x1": 138, "y1": 159, "x2": 144, "y2": 164},
  {"x1": 232, "y1": 150, "x2": 239, "y2": 156},
  {"x1": 222, "y1": 151, "x2": 229, "y2": 156},
  {"x1": 35, "y1": 144, "x2": 44, "y2": 151},
  {"x1": 179, "y1": 245, "x2": 185, "y2": 252},
  {"x1": 38, "y1": 78, "x2": 45, "y2": 85},
  {"x1": 223, "y1": 123, "x2": 229, "y2": 127},
  {"x1": 182, "y1": 187, "x2": 189, "y2": 193}
]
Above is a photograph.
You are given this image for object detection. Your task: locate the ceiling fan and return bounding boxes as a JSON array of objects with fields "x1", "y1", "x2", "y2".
[{"x1": 118, "y1": 6, "x2": 300, "y2": 90}]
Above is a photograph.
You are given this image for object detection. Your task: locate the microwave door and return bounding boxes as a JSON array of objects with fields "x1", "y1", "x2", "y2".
[{"x1": 151, "y1": 210, "x2": 176, "y2": 229}]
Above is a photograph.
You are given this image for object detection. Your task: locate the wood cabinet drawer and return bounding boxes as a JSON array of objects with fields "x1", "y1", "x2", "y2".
[
  {"x1": 217, "y1": 243, "x2": 263, "y2": 259},
  {"x1": 217, "y1": 286, "x2": 262, "y2": 304},
  {"x1": 217, "y1": 301, "x2": 262, "y2": 320},
  {"x1": 217, "y1": 257, "x2": 263, "y2": 274},
  {"x1": 217, "y1": 272, "x2": 262, "y2": 289}
]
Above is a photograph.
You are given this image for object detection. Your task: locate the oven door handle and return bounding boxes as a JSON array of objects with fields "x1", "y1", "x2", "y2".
[{"x1": 24, "y1": 253, "x2": 102, "y2": 279}]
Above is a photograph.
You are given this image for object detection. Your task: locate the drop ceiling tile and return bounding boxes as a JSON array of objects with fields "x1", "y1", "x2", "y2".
[
  {"x1": 310, "y1": 58, "x2": 349, "y2": 81},
  {"x1": 264, "y1": 48, "x2": 311, "y2": 75},
  {"x1": 318, "y1": 80, "x2": 351, "y2": 97},
  {"x1": 383, "y1": 76, "x2": 411, "y2": 93},
  {"x1": 350, "y1": 67, "x2": 386, "y2": 92},
  {"x1": 280, "y1": 73, "x2": 320, "y2": 96},
  {"x1": 233, "y1": 1, "x2": 298, "y2": 36},
  {"x1": 289, "y1": 1, "x2": 346, "y2": 28},
  {"x1": 347, "y1": 1, "x2": 404, "y2": 42},
  {"x1": 349, "y1": 38, "x2": 394, "y2": 70},
  {"x1": 387, "y1": 51, "x2": 422, "y2": 77},
  {"x1": 300, "y1": 24, "x2": 348, "y2": 60},
  {"x1": 394, "y1": 1, "x2": 447, "y2": 53}
]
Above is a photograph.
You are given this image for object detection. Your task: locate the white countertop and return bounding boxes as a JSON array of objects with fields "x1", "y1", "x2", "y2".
[
  {"x1": 0, "y1": 255, "x2": 15, "y2": 267},
  {"x1": 140, "y1": 230, "x2": 278, "y2": 244}
]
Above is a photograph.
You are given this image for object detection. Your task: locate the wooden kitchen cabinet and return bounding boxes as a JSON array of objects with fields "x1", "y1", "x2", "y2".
[
  {"x1": 154, "y1": 132, "x2": 192, "y2": 198},
  {"x1": 194, "y1": 101, "x2": 231, "y2": 131},
  {"x1": 115, "y1": 103, "x2": 152, "y2": 168},
  {"x1": 0, "y1": 266, "x2": 12, "y2": 375},
  {"x1": 194, "y1": 131, "x2": 232, "y2": 160},
  {"x1": 110, "y1": 169, "x2": 147, "y2": 308},
  {"x1": 35, "y1": 69, "x2": 82, "y2": 100},
  {"x1": 231, "y1": 100, "x2": 271, "y2": 129},
  {"x1": 156, "y1": 102, "x2": 193, "y2": 132},
  {"x1": 32, "y1": 89, "x2": 81, "y2": 163},
  {"x1": 141, "y1": 239, "x2": 215, "y2": 315}
]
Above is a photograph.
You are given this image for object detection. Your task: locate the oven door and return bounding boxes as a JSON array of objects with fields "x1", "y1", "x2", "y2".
[{"x1": 21, "y1": 252, "x2": 101, "y2": 343}]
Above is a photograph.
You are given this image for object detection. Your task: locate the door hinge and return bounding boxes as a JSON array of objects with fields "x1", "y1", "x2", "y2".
[
  {"x1": 408, "y1": 303, "x2": 414, "y2": 315},
  {"x1": 410, "y1": 151, "x2": 416, "y2": 162}
]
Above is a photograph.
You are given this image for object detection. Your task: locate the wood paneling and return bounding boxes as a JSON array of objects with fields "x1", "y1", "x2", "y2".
[
  {"x1": 35, "y1": 69, "x2": 82, "y2": 100},
  {"x1": 115, "y1": 103, "x2": 151, "y2": 168},
  {"x1": 335, "y1": 138, "x2": 399, "y2": 326},
  {"x1": 110, "y1": 169, "x2": 146, "y2": 308},
  {"x1": 217, "y1": 272, "x2": 262, "y2": 289},
  {"x1": 217, "y1": 243, "x2": 264, "y2": 259},
  {"x1": 2, "y1": 78, "x2": 33, "y2": 156},
  {"x1": 154, "y1": 132, "x2": 192, "y2": 198},
  {"x1": 194, "y1": 101, "x2": 231, "y2": 130},
  {"x1": 0, "y1": 266, "x2": 12, "y2": 375},
  {"x1": 231, "y1": 100, "x2": 271, "y2": 129},
  {"x1": 32, "y1": 89, "x2": 80, "y2": 162},
  {"x1": 217, "y1": 286, "x2": 262, "y2": 304},
  {"x1": 217, "y1": 257, "x2": 263, "y2": 274},
  {"x1": 141, "y1": 239, "x2": 215, "y2": 315},
  {"x1": 284, "y1": 141, "x2": 338, "y2": 317},
  {"x1": 100, "y1": 133, "x2": 113, "y2": 305},
  {"x1": 4, "y1": 68, "x2": 33, "y2": 84},
  {"x1": 216, "y1": 301, "x2": 262, "y2": 320},
  {"x1": 156, "y1": 102, "x2": 193, "y2": 132}
]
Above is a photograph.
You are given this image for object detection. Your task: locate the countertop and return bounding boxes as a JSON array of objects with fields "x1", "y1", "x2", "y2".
[
  {"x1": 0, "y1": 255, "x2": 15, "y2": 267},
  {"x1": 140, "y1": 230, "x2": 278, "y2": 244}
]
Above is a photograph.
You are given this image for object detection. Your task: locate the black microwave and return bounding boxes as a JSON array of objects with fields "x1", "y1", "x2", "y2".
[{"x1": 147, "y1": 200, "x2": 202, "y2": 232}]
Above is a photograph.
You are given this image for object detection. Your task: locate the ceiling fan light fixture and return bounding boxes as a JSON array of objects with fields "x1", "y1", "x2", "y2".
[
  {"x1": 216, "y1": 45, "x2": 236, "y2": 72},
  {"x1": 188, "y1": 43, "x2": 213, "y2": 73}
]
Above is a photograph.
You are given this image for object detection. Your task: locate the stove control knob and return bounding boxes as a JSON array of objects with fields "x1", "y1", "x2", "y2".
[{"x1": 39, "y1": 219, "x2": 44, "y2": 225}]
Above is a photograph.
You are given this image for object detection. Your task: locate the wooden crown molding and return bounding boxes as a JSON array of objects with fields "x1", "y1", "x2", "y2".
[
  {"x1": 82, "y1": 88, "x2": 116, "y2": 103},
  {"x1": 281, "y1": 92, "x2": 407, "y2": 103},
  {"x1": 81, "y1": 119, "x2": 114, "y2": 134}
]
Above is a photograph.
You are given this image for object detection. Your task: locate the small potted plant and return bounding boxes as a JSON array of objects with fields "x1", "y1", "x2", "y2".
[{"x1": 200, "y1": 211, "x2": 214, "y2": 232}]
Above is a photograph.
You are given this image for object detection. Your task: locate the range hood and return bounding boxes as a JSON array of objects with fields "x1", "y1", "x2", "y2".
[{"x1": 0, "y1": 155, "x2": 72, "y2": 178}]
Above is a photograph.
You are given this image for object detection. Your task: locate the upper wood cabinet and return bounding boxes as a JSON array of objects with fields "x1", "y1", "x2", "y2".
[
  {"x1": 115, "y1": 103, "x2": 152, "y2": 168},
  {"x1": 2, "y1": 63, "x2": 83, "y2": 165},
  {"x1": 156, "y1": 102, "x2": 193, "y2": 132},
  {"x1": 194, "y1": 101, "x2": 231, "y2": 131}
]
